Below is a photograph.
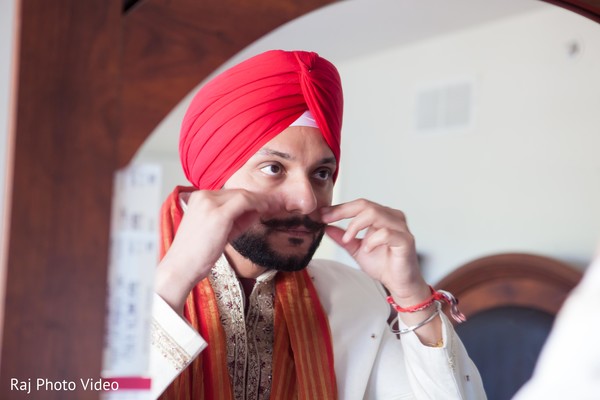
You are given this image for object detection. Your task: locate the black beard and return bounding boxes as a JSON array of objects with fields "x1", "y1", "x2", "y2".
[{"x1": 230, "y1": 216, "x2": 326, "y2": 272}]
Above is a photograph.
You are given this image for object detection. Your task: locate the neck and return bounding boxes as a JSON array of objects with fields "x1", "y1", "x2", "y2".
[{"x1": 224, "y1": 244, "x2": 268, "y2": 279}]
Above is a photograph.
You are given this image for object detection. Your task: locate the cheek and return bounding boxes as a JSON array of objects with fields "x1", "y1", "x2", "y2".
[
  {"x1": 223, "y1": 169, "x2": 270, "y2": 192},
  {"x1": 316, "y1": 184, "x2": 334, "y2": 206}
]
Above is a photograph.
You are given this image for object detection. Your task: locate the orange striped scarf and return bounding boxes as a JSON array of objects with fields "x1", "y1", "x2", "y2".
[{"x1": 159, "y1": 186, "x2": 337, "y2": 400}]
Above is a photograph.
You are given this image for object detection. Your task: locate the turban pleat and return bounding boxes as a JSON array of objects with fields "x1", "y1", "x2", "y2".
[{"x1": 179, "y1": 50, "x2": 343, "y2": 189}]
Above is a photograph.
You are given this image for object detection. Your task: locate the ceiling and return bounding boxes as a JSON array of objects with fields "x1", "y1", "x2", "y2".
[
  {"x1": 138, "y1": 0, "x2": 551, "y2": 157},
  {"x1": 222, "y1": 0, "x2": 547, "y2": 68}
]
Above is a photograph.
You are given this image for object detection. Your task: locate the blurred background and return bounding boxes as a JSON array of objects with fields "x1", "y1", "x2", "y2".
[{"x1": 134, "y1": 0, "x2": 600, "y2": 283}]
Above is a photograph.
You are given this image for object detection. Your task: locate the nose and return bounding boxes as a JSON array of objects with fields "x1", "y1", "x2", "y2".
[{"x1": 281, "y1": 175, "x2": 318, "y2": 215}]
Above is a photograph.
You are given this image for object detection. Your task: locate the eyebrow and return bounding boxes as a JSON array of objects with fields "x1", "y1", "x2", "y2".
[
  {"x1": 257, "y1": 148, "x2": 292, "y2": 160},
  {"x1": 256, "y1": 147, "x2": 337, "y2": 166},
  {"x1": 319, "y1": 156, "x2": 337, "y2": 166}
]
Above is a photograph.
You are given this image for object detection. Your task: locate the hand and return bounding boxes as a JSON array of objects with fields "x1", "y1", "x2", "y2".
[
  {"x1": 156, "y1": 189, "x2": 278, "y2": 313},
  {"x1": 320, "y1": 199, "x2": 428, "y2": 302},
  {"x1": 321, "y1": 198, "x2": 442, "y2": 344}
]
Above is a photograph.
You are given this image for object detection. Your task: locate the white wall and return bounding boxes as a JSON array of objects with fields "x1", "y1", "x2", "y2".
[
  {"x1": 134, "y1": 1, "x2": 600, "y2": 282},
  {"x1": 338, "y1": 7, "x2": 600, "y2": 282}
]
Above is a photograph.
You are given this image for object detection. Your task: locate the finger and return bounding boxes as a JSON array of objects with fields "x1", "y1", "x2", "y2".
[
  {"x1": 224, "y1": 192, "x2": 282, "y2": 239},
  {"x1": 362, "y1": 228, "x2": 397, "y2": 253},
  {"x1": 221, "y1": 190, "x2": 280, "y2": 218},
  {"x1": 336, "y1": 206, "x2": 407, "y2": 243},
  {"x1": 342, "y1": 208, "x2": 377, "y2": 242},
  {"x1": 325, "y1": 225, "x2": 362, "y2": 257},
  {"x1": 320, "y1": 198, "x2": 373, "y2": 224},
  {"x1": 364, "y1": 228, "x2": 416, "y2": 256}
]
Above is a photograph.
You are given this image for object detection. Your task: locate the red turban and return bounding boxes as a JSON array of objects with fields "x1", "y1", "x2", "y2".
[{"x1": 179, "y1": 50, "x2": 344, "y2": 190}]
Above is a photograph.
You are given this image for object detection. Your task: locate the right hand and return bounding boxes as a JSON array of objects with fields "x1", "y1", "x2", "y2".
[{"x1": 155, "y1": 189, "x2": 278, "y2": 313}]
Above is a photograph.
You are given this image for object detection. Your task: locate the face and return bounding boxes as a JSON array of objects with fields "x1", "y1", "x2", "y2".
[{"x1": 223, "y1": 126, "x2": 336, "y2": 272}]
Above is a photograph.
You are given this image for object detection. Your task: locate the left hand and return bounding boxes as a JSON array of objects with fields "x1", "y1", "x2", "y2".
[{"x1": 320, "y1": 199, "x2": 429, "y2": 301}]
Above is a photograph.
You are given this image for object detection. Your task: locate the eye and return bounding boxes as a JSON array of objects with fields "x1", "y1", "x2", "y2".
[
  {"x1": 260, "y1": 164, "x2": 283, "y2": 176},
  {"x1": 313, "y1": 167, "x2": 333, "y2": 181}
]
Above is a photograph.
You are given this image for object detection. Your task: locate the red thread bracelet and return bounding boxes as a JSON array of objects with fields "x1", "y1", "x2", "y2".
[
  {"x1": 386, "y1": 286, "x2": 438, "y2": 313},
  {"x1": 386, "y1": 286, "x2": 467, "y2": 323}
]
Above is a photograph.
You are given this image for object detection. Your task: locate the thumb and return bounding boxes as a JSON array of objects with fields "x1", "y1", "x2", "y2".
[{"x1": 325, "y1": 225, "x2": 362, "y2": 257}]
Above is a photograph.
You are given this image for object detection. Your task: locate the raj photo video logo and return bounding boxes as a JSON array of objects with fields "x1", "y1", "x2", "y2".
[{"x1": 10, "y1": 377, "x2": 118, "y2": 395}]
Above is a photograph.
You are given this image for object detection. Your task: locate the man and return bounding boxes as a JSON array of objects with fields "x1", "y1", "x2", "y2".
[{"x1": 149, "y1": 50, "x2": 485, "y2": 399}]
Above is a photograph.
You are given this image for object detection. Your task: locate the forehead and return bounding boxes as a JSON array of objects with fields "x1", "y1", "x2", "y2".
[{"x1": 255, "y1": 126, "x2": 335, "y2": 159}]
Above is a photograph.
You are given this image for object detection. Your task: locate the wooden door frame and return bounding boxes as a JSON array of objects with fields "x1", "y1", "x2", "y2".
[{"x1": 1, "y1": 1, "x2": 598, "y2": 398}]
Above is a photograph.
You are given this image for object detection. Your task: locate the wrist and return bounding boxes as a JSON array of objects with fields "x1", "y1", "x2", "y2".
[
  {"x1": 391, "y1": 301, "x2": 442, "y2": 336},
  {"x1": 388, "y1": 284, "x2": 467, "y2": 324},
  {"x1": 388, "y1": 281, "x2": 431, "y2": 308},
  {"x1": 155, "y1": 259, "x2": 197, "y2": 315}
]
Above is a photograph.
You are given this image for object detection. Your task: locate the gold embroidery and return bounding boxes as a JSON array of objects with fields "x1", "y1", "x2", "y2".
[
  {"x1": 151, "y1": 319, "x2": 191, "y2": 371},
  {"x1": 246, "y1": 273, "x2": 276, "y2": 399},
  {"x1": 209, "y1": 255, "x2": 277, "y2": 400}
]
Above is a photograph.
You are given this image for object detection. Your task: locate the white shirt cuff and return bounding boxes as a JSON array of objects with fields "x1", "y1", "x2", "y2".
[{"x1": 149, "y1": 293, "x2": 206, "y2": 398}]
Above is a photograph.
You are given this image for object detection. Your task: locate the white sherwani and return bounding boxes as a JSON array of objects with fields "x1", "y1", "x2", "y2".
[{"x1": 150, "y1": 259, "x2": 487, "y2": 399}]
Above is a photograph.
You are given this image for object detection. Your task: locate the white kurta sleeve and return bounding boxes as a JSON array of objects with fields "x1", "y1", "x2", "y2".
[
  {"x1": 149, "y1": 294, "x2": 206, "y2": 399},
  {"x1": 399, "y1": 313, "x2": 486, "y2": 399},
  {"x1": 306, "y1": 259, "x2": 486, "y2": 399},
  {"x1": 365, "y1": 312, "x2": 486, "y2": 400}
]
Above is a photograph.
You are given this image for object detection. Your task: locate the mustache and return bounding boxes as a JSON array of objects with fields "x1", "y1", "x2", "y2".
[{"x1": 261, "y1": 215, "x2": 326, "y2": 232}]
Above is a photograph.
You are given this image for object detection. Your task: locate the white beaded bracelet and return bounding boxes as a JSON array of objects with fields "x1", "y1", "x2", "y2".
[{"x1": 390, "y1": 301, "x2": 441, "y2": 335}]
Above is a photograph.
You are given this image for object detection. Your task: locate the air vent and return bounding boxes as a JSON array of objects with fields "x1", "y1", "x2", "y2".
[{"x1": 415, "y1": 79, "x2": 474, "y2": 134}]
